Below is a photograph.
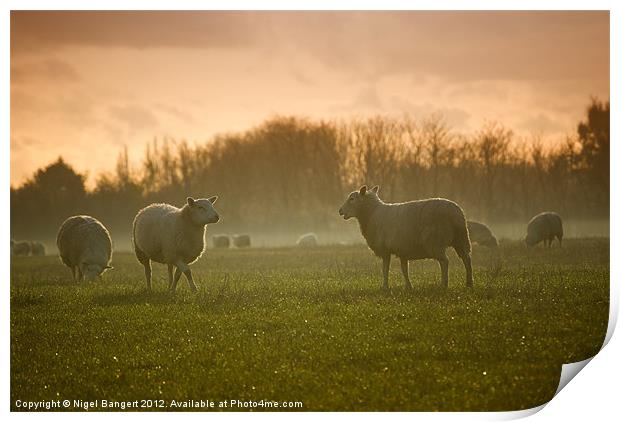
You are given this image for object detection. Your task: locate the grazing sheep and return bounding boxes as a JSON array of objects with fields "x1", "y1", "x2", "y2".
[
  {"x1": 30, "y1": 241, "x2": 46, "y2": 256},
  {"x1": 11, "y1": 240, "x2": 31, "y2": 256},
  {"x1": 212, "y1": 235, "x2": 231, "y2": 249},
  {"x1": 467, "y1": 221, "x2": 499, "y2": 248},
  {"x1": 57, "y1": 216, "x2": 113, "y2": 282},
  {"x1": 233, "y1": 234, "x2": 251, "y2": 248},
  {"x1": 133, "y1": 196, "x2": 220, "y2": 292},
  {"x1": 338, "y1": 185, "x2": 473, "y2": 290},
  {"x1": 525, "y1": 212, "x2": 563, "y2": 247},
  {"x1": 296, "y1": 233, "x2": 318, "y2": 248}
]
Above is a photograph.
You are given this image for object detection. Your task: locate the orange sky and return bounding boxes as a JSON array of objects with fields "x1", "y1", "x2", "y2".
[{"x1": 10, "y1": 11, "x2": 609, "y2": 187}]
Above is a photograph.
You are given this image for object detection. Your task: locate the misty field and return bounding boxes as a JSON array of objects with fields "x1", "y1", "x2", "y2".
[{"x1": 11, "y1": 239, "x2": 608, "y2": 411}]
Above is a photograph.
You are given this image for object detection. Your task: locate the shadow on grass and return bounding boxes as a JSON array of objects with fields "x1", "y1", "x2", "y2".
[
  {"x1": 92, "y1": 289, "x2": 177, "y2": 306},
  {"x1": 11, "y1": 292, "x2": 48, "y2": 307}
]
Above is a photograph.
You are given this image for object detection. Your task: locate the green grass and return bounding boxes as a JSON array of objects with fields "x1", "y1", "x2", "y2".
[{"x1": 11, "y1": 239, "x2": 609, "y2": 411}]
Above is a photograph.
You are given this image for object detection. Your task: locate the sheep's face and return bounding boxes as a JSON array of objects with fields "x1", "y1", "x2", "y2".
[
  {"x1": 524, "y1": 234, "x2": 536, "y2": 247},
  {"x1": 338, "y1": 185, "x2": 379, "y2": 220},
  {"x1": 80, "y1": 262, "x2": 112, "y2": 281},
  {"x1": 187, "y1": 196, "x2": 220, "y2": 225}
]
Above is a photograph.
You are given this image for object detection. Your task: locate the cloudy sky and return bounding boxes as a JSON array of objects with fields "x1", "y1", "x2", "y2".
[{"x1": 10, "y1": 11, "x2": 609, "y2": 187}]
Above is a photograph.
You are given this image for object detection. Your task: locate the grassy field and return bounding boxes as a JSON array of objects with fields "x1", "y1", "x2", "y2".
[{"x1": 11, "y1": 239, "x2": 609, "y2": 411}]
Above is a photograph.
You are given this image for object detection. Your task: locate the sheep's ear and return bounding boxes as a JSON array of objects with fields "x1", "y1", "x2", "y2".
[
  {"x1": 208, "y1": 196, "x2": 218, "y2": 204},
  {"x1": 359, "y1": 185, "x2": 367, "y2": 195},
  {"x1": 187, "y1": 197, "x2": 195, "y2": 206},
  {"x1": 370, "y1": 185, "x2": 379, "y2": 194}
]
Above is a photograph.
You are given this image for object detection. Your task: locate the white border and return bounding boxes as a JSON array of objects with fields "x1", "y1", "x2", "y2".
[{"x1": 3, "y1": 1, "x2": 616, "y2": 421}]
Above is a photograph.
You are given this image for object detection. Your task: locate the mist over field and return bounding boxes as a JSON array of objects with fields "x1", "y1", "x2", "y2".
[{"x1": 10, "y1": 100, "x2": 609, "y2": 251}]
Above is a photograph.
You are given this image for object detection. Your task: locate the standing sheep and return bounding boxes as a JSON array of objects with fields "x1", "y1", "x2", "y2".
[
  {"x1": 30, "y1": 241, "x2": 46, "y2": 256},
  {"x1": 56, "y1": 216, "x2": 113, "y2": 281},
  {"x1": 525, "y1": 212, "x2": 563, "y2": 247},
  {"x1": 338, "y1": 185, "x2": 473, "y2": 290},
  {"x1": 11, "y1": 240, "x2": 31, "y2": 256},
  {"x1": 296, "y1": 233, "x2": 318, "y2": 248},
  {"x1": 233, "y1": 234, "x2": 251, "y2": 248},
  {"x1": 467, "y1": 221, "x2": 499, "y2": 248},
  {"x1": 212, "y1": 235, "x2": 231, "y2": 249},
  {"x1": 133, "y1": 196, "x2": 220, "y2": 292}
]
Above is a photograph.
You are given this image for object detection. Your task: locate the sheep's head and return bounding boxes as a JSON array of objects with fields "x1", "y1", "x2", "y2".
[
  {"x1": 186, "y1": 196, "x2": 220, "y2": 226},
  {"x1": 338, "y1": 185, "x2": 379, "y2": 220},
  {"x1": 524, "y1": 234, "x2": 536, "y2": 248},
  {"x1": 80, "y1": 262, "x2": 112, "y2": 281}
]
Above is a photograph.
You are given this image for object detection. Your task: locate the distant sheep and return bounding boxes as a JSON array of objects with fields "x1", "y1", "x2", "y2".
[
  {"x1": 57, "y1": 216, "x2": 113, "y2": 282},
  {"x1": 212, "y1": 235, "x2": 231, "y2": 249},
  {"x1": 133, "y1": 196, "x2": 220, "y2": 292},
  {"x1": 467, "y1": 221, "x2": 499, "y2": 248},
  {"x1": 233, "y1": 234, "x2": 251, "y2": 248},
  {"x1": 339, "y1": 185, "x2": 473, "y2": 290},
  {"x1": 525, "y1": 212, "x2": 563, "y2": 247},
  {"x1": 30, "y1": 241, "x2": 46, "y2": 256},
  {"x1": 11, "y1": 240, "x2": 31, "y2": 256},
  {"x1": 296, "y1": 233, "x2": 318, "y2": 248}
]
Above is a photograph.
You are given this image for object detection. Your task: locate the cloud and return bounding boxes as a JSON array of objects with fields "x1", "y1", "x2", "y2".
[
  {"x1": 11, "y1": 58, "x2": 80, "y2": 84},
  {"x1": 517, "y1": 113, "x2": 567, "y2": 134},
  {"x1": 11, "y1": 11, "x2": 608, "y2": 84},
  {"x1": 109, "y1": 104, "x2": 159, "y2": 131},
  {"x1": 11, "y1": 11, "x2": 261, "y2": 53},
  {"x1": 154, "y1": 103, "x2": 195, "y2": 124}
]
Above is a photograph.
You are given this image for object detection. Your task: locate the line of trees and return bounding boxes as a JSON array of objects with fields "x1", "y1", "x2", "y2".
[{"x1": 10, "y1": 99, "x2": 609, "y2": 242}]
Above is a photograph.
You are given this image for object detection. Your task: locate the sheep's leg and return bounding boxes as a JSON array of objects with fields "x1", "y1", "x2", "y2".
[
  {"x1": 438, "y1": 254, "x2": 449, "y2": 287},
  {"x1": 462, "y1": 253, "x2": 473, "y2": 288},
  {"x1": 142, "y1": 260, "x2": 152, "y2": 291},
  {"x1": 175, "y1": 261, "x2": 198, "y2": 293},
  {"x1": 170, "y1": 267, "x2": 182, "y2": 292},
  {"x1": 77, "y1": 267, "x2": 84, "y2": 283},
  {"x1": 184, "y1": 268, "x2": 198, "y2": 293},
  {"x1": 381, "y1": 255, "x2": 391, "y2": 291},
  {"x1": 71, "y1": 266, "x2": 77, "y2": 282},
  {"x1": 558, "y1": 235, "x2": 563, "y2": 247},
  {"x1": 167, "y1": 264, "x2": 174, "y2": 289},
  {"x1": 400, "y1": 258, "x2": 413, "y2": 291}
]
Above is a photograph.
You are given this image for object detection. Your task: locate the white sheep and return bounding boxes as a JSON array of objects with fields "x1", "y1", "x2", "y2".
[
  {"x1": 525, "y1": 212, "x2": 563, "y2": 247},
  {"x1": 296, "y1": 233, "x2": 318, "y2": 247},
  {"x1": 11, "y1": 240, "x2": 30, "y2": 256},
  {"x1": 467, "y1": 221, "x2": 499, "y2": 248},
  {"x1": 212, "y1": 235, "x2": 231, "y2": 249},
  {"x1": 56, "y1": 215, "x2": 113, "y2": 281},
  {"x1": 133, "y1": 196, "x2": 220, "y2": 292},
  {"x1": 233, "y1": 234, "x2": 251, "y2": 248},
  {"x1": 30, "y1": 241, "x2": 46, "y2": 256},
  {"x1": 338, "y1": 185, "x2": 473, "y2": 290}
]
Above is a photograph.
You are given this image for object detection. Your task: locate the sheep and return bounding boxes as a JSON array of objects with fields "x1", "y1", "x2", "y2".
[
  {"x1": 212, "y1": 235, "x2": 231, "y2": 249},
  {"x1": 133, "y1": 196, "x2": 220, "y2": 292},
  {"x1": 296, "y1": 233, "x2": 318, "y2": 247},
  {"x1": 232, "y1": 234, "x2": 251, "y2": 248},
  {"x1": 56, "y1": 216, "x2": 113, "y2": 282},
  {"x1": 467, "y1": 221, "x2": 499, "y2": 248},
  {"x1": 338, "y1": 185, "x2": 473, "y2": 290},
  {"x1": 11, "y1": 240, "x2": 31, "y2": 256},
  {"x1": 525, "y1": 212, "x2": 563, "y2": 247},
  {"x1": 30, "y1": 241, "x2": 46, "y2": 256}
]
